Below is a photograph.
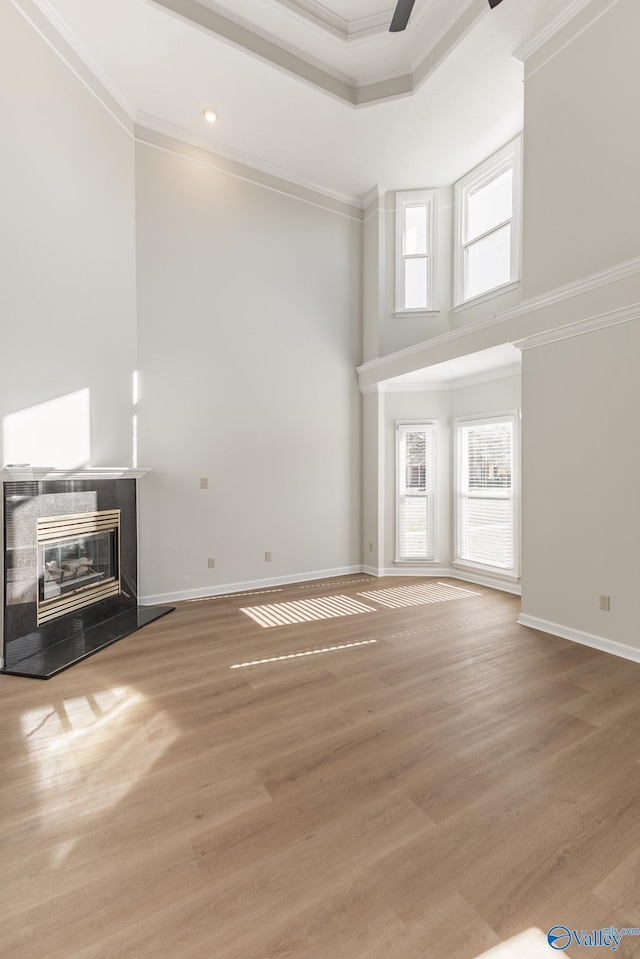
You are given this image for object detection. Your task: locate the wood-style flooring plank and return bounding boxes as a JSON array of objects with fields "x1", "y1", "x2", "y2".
[{"x1": 2, "y1": 576, "x2": 640, "y2": 958}]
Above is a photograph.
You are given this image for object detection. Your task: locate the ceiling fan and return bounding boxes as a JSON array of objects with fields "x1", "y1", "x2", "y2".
[{"x1": 390, "y1": 0, "x2": 504, "y2": 33}]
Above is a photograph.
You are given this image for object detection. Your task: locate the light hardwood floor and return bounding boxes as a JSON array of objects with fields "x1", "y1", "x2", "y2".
[{"x1": 2, "y1": 576, "x2": 640, "y2": 959}]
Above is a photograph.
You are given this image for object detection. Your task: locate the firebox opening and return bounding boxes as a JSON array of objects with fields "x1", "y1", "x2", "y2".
[{"x1": 36, "y1": 510, "x2": 121, "y2": 625}]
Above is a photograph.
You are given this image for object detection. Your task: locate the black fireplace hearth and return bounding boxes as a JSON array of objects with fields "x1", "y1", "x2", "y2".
[{"x1": 1, "y1": 468, "x2": 173, "y2": 679}]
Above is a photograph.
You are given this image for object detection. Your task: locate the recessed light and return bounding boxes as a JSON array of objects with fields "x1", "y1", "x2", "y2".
[{"x1": 203, "y1": 108, "x2": 218, "y2": 123}]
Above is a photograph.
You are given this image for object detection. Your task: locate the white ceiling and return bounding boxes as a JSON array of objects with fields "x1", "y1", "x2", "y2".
[{"x1": 30, "y1": 0, "x2": 577, "y2": 201}]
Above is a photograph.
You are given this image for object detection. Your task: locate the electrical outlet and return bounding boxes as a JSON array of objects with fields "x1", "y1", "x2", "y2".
[
  {"x1": 200, "y1": 477, "x2": 209, "y2": 490},
  {"x1": 369, "y1": 542, "x2": 374, "y2": 552},
  {"x1": 265, "y1": 551, "x2": 272, "y2": 563},
  {"x1": 599, "y1": 594, "x2": 610, "y2": 611},
  {"x1": 208, "y1": 558, "x2": 215, "y2": 569}
]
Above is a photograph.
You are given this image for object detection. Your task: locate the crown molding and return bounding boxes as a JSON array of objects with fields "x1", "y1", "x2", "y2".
[
  {"x1": 135, "y1": 113, "x2": 364, "y2": 215},
  {"x1": 149, "y1": 0, "x2": 488, "y2": 107},
  {"x1": 148, "y1": 0, "x2": 358, "y2": 102},
  {"x1": 362, "y1": 185, "x2": 387, "y2": 210},
  {"x1": 13, "y1": 0, "x2": 367, "y2": 213},
  {"x1": 514, "y1": 303, "x2": 640, "y2": 352},
  {"x1": 21, "y1": 0, "x2": 136, "y2": 121},
  {"x1": 497, "y1": 256, "x2": 640, "y2": 324},
  {"x1": 514, "y1": 0, "x2": 623, "y2": 76},
  {"x1": 183, "y1": 0, "x2": 355, "y2": 84},
  {"x1": 274, "y1": 0, "x2": 445, "y2": 43},
  {"x1": 11, "y1": 0, "x2": 135, "y2": 132},
  {"x1": 357, "y1": 315, "x2": 497, "y2": 374},
  {"x1": 273, "y1": 0, "x2": 392, "y2": 41},
  {"x1": 513, "y1": 0, "x2": 595, "y2": 61}
]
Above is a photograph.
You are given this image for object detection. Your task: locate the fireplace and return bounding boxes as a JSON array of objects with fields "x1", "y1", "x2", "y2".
[
  {"x1": 37, "y1": 510, "x2": 121, "y2": 625},
  {"x1": 1, "y1": 468, "x2": 173, "y2": 679}
]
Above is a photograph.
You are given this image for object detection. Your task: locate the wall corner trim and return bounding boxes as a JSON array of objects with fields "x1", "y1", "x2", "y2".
[{"x1": 517, "y1": 614, "x2": 640, "y2": 665}]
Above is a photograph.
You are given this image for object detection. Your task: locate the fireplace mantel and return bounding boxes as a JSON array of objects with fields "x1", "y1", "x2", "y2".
[{"x1": 2, "y1": 466, "x2": 151, "y2": 482}]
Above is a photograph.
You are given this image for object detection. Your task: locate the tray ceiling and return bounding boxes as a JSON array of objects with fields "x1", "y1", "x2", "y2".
[{"x1": 18, "y1": 0, "x2": 586, "y2": 201}]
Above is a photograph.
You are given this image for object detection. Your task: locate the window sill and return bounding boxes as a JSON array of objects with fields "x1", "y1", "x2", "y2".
[
  {"x1": 394, "y1": 310, "x2": 440, "y2": 319},
  {"x1": 394, "y1": 559, "x2": 440, "y2": 566},
  {"x1": 452, "y1": 279, "x2": 520, "y2": 314}
]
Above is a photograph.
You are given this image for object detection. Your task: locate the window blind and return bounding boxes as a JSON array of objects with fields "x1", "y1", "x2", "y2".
[
  {"x1": 455, "y1": 416, "x2": 516, "y2": 572},
  {"x1": 397, "y1": 423, "x2": 437, "y2": 561}
]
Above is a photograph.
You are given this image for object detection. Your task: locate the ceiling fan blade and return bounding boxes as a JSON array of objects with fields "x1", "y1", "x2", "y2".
[
  {"x1": 389, "y1": 0, "x2": 416, "y2": 32},
  {"x1": 488, "y1": 0, "x2": 504, "y2": 7}
]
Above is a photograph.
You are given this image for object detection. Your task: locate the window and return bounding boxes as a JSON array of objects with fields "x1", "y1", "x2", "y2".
[
  {"x1": 454, "y1": 413, "x2": 518, "y2": 575},
  {"x1": 395, "y1": 190, "x2": 438, "y2": 314},
  {"x1": 454, "y1": 137, "x2": 522, "y2": 307},
  {"x1": 396, "y1": 422, "x2": 437, "y2": 562}
]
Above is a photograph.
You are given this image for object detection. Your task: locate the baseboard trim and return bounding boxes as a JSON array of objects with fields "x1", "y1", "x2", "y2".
[
  {"x1": 379, "y1": 567, "x2": 522, "y2": 595},
  {"x1": 140, "y1": 565, "x2": 367, "y2": 604},
  {"x1": 382, "y1": 567, "x2": 453, "y2": 578},
  {"x1": 517, "y1": 613, "x2": 640, "y2": 664},
  {"x1": 449, "y1": 570, "x2": 522, "y2": 595}
]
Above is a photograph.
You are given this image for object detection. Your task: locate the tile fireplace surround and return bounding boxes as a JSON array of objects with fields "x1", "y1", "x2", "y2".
[{"x1": 1, "y1": 467, "x2": 173, "y2": 679}]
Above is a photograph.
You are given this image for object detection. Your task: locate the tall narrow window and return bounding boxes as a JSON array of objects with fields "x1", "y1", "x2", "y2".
[
  {"x1": 454, "y1": 137, "x2": 522, "y2": 307},
  {"x1": 396, "y1": 422, "x2": 437, "y2": 562},
  {"x1": 395, "y1": 190, "x2": 438, "y2": 314},
  {"x1": 454, "y1": 413, "x2": 518, "y2": 575}
]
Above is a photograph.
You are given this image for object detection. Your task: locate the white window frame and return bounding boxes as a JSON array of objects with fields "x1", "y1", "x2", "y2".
[
  {"x1": 395, "y1": 190, "x2": 438, "y2": 316},
  {"x1": 453, "y1": 136, "x2": 523, "y2": 310},
  {"x1": 395, "y1": 420, "x2": 438, "y2": 564},
  {"x1": 453, "y1": 410, "x2": 520, "y2": 580}
]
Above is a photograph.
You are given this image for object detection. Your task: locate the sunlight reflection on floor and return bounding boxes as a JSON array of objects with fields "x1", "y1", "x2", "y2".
[
  {"x1": 475, "y1": 927, "x2": 567, "y2": 958},
  {"x1": 19, "y1": 686, "x2": 179, "y2": 866}
]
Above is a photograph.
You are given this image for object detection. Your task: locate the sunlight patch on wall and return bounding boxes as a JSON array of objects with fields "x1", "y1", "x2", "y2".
[
  {"x1": 3, "y1": 388, "x2": 91, "y2": 468},
  {"x1": 132, "y1": 371, "x2": 139, "y2": 469}
]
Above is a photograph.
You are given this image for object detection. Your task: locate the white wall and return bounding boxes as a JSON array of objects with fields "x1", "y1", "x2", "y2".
[
  {"x1": 523, "y1": 0, "x2": 640, "y2": 299},
  {"x1": 135, "y1": 140, "x2": 363, "y2": 601},
  {"x1": 518, "y1": 0, "x2": 640, "y2": 654},
  {"x1": 449, "y1": 375, "x2": 521, "y2": 422},
  {"x1": 0, "y1": 2, "x2": 137, "y2": 469},
  {"x1": 521, "y1": 320, "x2": 640, "y2": 651},
  {"x1": 362, "y1": 390, "x2": 383, "y2": 572}
]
